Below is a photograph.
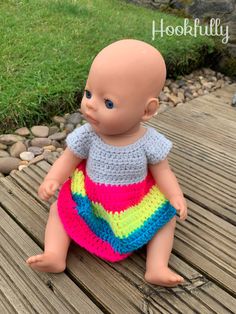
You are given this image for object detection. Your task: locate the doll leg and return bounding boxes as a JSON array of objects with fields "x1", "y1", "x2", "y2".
[
  {"x1": 26, "y1": 201, "x2": 71, "y2": 273},
  {"x1": 144, "y1": 216, "x2": 184, "y2": 287}
]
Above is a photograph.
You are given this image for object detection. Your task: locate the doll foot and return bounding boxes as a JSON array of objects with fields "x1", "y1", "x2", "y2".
[
  {"x1": 26, "y1": 252, "x2": 66, "y2": 273},
  {"x1": 144, "y1": 267, "x2": 184, "y2": 287}
]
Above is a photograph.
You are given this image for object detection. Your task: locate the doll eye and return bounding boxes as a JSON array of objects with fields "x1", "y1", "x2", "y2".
[
  {"x1": 105, "y1": 99, "x2": 114, "y2": 109},
  {"x1": 85, "y1": 89, "x2": 92, "y2": 99}
]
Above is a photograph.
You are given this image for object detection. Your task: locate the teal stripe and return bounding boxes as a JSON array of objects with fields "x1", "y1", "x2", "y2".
[{"x1": 72, "y1": 192, "x2": 176, "y2": 254}]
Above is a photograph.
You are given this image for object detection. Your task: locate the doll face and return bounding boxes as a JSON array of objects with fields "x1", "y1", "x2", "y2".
[
  {"x1": 80, "y1": 39, "x2": 166, "y2": 136},
  {"x1": 80, "y1": 63, "x2": 148, "y2": 136}
]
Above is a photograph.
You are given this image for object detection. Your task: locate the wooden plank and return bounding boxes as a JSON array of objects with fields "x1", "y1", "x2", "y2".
[
  {"x1": 0, "y1": 206, "x2": 102, "y2": 314},
  {"x1": 173, "y1": 197, "x2": 236, "y2": 294},
  {"x1": 1, "y1": 166, "x2": 236, "y2": 313},
  {"x1": 113, "y1": 250, "x2": 236, "y2": 313},
  {"x1": 145, "y1": 85, "x2": 236, "y2": 224},
  {"x1": 149, "y1": 84, "x2": 236, "y2": 156},
  {"x1": 0, "y1": 176, "x2": 148, "y2": 313}
]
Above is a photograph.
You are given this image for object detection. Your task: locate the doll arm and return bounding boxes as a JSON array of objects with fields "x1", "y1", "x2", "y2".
[
  {"x1": 149, "y1": 159, "x2": 187, "y2": 220},
  {"x1": 43, "y1": 123, "x2": 91, "y2": 184},
  {"x1": 149, "y1": 159, "x2": 183, "y2": 200},
  {"x1": 44, "y1": 147, "x2": 83, "y2": 185}
]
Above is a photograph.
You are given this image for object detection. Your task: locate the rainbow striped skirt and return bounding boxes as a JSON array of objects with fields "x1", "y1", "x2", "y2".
[{"x1": 57, "y1": 160, "x2": 176, "y2": 262}]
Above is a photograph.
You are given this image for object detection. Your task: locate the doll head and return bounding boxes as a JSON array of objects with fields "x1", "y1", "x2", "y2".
[{"x1": 80, "y1": 39, "x2": 166, "y2": 136}]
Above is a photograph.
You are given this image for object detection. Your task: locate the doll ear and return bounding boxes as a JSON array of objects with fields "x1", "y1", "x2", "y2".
[{"x1": 141, "y1": 98, "x2": 159, "y2": 122}]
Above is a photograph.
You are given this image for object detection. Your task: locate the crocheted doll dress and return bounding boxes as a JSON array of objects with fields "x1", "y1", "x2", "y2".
[{"x1": 57, "y1": 123, "x2": 177, "y2": 262}]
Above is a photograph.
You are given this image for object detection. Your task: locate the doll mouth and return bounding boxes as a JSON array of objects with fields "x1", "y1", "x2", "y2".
[{"x1": 85, "y1": 114, "x2": 98, "y2": 124}]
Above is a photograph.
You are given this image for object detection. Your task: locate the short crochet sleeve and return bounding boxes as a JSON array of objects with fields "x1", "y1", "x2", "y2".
[
  {"x1": 144, "y1": 127, "x2": 172, "y2": 164},
  {"x1": 66, "y1": 123, "x2": 92, "y2": 159}
]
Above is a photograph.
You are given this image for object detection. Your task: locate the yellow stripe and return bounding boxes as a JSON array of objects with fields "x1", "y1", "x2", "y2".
[
  {"x1": 71, "y1": 169, "x2": 86, "y2": 196},
  {"x1": 71, "y1": 169, "x2": 167, "y2": 238}
]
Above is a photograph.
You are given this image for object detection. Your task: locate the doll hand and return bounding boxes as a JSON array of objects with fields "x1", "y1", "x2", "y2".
[
  {"x1": 38, "y1": 179, "x2": 60, "y2": 201},
  {"x1": 169, "y1": 195, "x2": 188, "y2": 221}
]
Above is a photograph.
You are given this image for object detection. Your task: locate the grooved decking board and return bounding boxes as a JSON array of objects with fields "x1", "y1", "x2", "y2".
[
  {"x1": 146, "y1": 84, "x2": 236, "y2": 225},
  {"x1": 0, "y1": 163, "x2": 236, "y2": 313},
  {"x1": 1, "y1": 83, "x2": 236, "y2": 313},
  {"x1": 0, "y1": 206, "x2": 103, "y2": 314}
]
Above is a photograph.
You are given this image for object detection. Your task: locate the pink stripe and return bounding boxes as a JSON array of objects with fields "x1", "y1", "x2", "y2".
[
  {"x1": 57, "y1": 178, "x2": 131, "y2": 262},
  {"x1": 77, "y1": 160, "x2": 155, "y2": 213}
]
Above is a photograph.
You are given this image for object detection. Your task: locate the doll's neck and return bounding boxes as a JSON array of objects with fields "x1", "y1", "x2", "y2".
[{"x1": 98, "y1": 124, "x2": 147, "y2": 147}]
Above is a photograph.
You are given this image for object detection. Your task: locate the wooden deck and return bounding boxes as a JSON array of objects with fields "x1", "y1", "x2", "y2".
[{"x1": 1, "y1": 83, "x2": 236, "y2": 313}]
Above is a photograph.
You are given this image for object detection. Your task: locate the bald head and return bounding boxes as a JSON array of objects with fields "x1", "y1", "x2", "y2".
[{"x1": 89, "y1": 39, "x2": 166, "y2": 99}]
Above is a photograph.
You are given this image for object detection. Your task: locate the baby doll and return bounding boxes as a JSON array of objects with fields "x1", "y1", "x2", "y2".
[{"x1": 26, "y1": 39, "x2": 187, "y2": 287}]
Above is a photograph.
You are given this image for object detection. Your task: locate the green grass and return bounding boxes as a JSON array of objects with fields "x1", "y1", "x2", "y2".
[{"x1": 0, "y1": 0, "x2": 216, "y2": 132}]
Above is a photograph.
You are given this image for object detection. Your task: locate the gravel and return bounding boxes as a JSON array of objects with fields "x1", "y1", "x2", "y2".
[{"x1": 0, "y1": 68, "x2": 234, "y2": 176}]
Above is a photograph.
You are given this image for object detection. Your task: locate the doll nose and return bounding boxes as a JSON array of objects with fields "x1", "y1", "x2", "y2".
[{"x1": 86, "y1": 99, "x2": 97, "y2": 111}]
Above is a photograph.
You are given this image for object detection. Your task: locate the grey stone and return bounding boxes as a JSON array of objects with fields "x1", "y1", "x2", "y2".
[
  {"x1": 15, "y1": 127, "x2": 30, "y2": 137},
  {"x1": 158, "y1": 103, "x2": 169, "y2": 113},
  {"x1": 167, "y1": 94, "x2": 182, "y2": 105},
  {"x1": 0, "y1": 134, "x2": 25, "y2": 145},
  {"x1": 51, "y1": 140, "x2": 61, "y2": 148},
  {"x1": 171, "y1": 87, "x2": 178, "y2": 96},
  {"x1": 31, "y1": 125, "x2": 49, "y2": 137},
  {"x1": 0, "y1": 143, "x2": 7, "y2": 150},
  {"x1": 20, "y1": 151, "x2": 34, "y2": 161},
  {"x1": 48, "y1": 131, "x2": 67, "y2": 141},
  {"x1": 0, "y1": 150, "x2": 10, "y2": 157},
  {"x1": 48, "y1": 126, "x2": 60, "y2": 136},
  {"x1": 198, "y1": 89, "x2": 204, "y2": 96},
  {"x1": 65, "y1": 123, "x2": 75, "y2": 133},
  {"x1": 188, "y1": 0, "x2": 234, "y2": 17},
  {"x1": 177, "y1": 91, "x2": 185, "y2": 102},
  {"x1": 28, "y1": 146, "x2": 44, "y2": 156},
  {"x1": 43, "y1": 145, "x2": 56, "y2": 152},
  {"x1": 170, "y1": 0, "x2": 185, "y2": 9},
  {"x1": 158, "y1": 91, "x2": 169, "y2": 102},
  {"x1": 232, "y1": 93, "x2": 236, "y2": 107},
  {"x1": 66, "y1": 112, "x2": 82, "y2": 125},
  {"x1": 165, "y1": 79, "x2": 172, "y2": 87},
  {"x1": 59, "y1": 122, "x2": 65, "y2": 130},
  {"x1": 177, "y1": 79, "x2": 186, "y2": 88},
  {"x1": 52, "y1": 116, "x2": 66, "y2": 124},
  {"x1": 0, "y1": 157, "x2": 21, "y2": 174},
  {"x1": 18, "y1": 165, "x2": 28, "y2": 171},
  {"x1": 9, "y1": 141, "x2": 27, "y2": 158},
  {"x1": 31, "y1": 138, "x2": 52, "y2": 147}
]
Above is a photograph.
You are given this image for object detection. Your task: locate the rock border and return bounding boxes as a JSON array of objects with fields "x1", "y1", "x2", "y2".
[{"x1": 0, "y1": 68, "x2": 234, "y2": 176}]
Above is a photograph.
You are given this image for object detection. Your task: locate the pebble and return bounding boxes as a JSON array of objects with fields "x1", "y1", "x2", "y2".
[
  {"x1": 9, "y1": 141, "x2": 27, "y2": 158},
  {"x1": 0, "y1": 134, "x2": 25, "y2": 145},
  {"x1": 15, "y1": 127, "x2": 31, "y2": 137},
  {"x1": 52, "y1": 116, "x2": 66, "y2": 124},
  {"x1": 43, "y1": 145, "x2": 56, "y2": 152},
  {"x1": 28, "y1": 146, "x2": 44, "y2": 156},
  {"x1": 31, "y1": 138, "x2": 51, "y2": 147},
  {"x1": 66, "y1": 112, "x2": 82, "y2": 125},
  {"x1": 48, "y1": 126, "x2": 60, "y2": 136},
  {"x1": 0, "y1": 150, "x2": 10, "y2": 157},
  {"x1": 19, "y1": 165, "x2": 28, "y2": 171},
  {"x1": 0, "y1": 143, "x2": 7, "y2": 150},
  {"x1": 0, "y1": 67, "x2": 234, "y2": 176},
  {"x1": 19, "y1": 160, "x2": 29, "y2": 165},
  {"x1": 65, "y1": 123, "x2": 75, "y2": 133},
  {"x1": 31, "y1": 125, "x2": 49, "y2": 138},
  {"x1": 232, "y1": 93, "x2": 236, "y2": 107},
  {"x1": 0, "y1": 157, "x2": 21, "y2": 174},
  {"x1": 48, "y1": 131, "x2": 67, "y2": 141},
  {"x1": 20, "y1": 151, "x2": 35, "y2": 161}
]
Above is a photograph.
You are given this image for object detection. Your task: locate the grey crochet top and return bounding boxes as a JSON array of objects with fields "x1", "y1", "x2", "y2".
[{"x1": 66, "y1": 123, "x2": 172, "y2": 185}]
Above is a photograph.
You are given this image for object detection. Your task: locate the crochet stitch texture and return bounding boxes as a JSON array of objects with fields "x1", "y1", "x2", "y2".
[{"x1": 57, "y1": 123, "x2": 177, "y2": 262}]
